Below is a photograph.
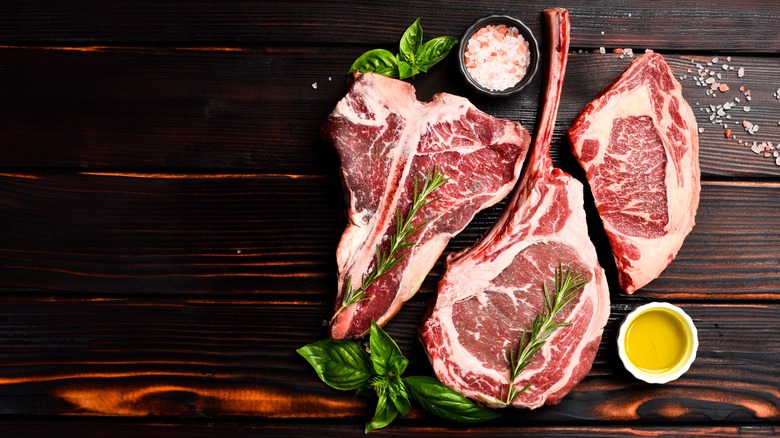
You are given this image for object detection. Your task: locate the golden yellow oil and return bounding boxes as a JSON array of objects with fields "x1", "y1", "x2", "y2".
[{"x1": 624, "y1": 308, "x2": 691, "y2": 374}]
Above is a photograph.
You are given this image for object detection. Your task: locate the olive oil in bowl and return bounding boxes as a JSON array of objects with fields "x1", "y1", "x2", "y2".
[{"x1": 617, "y1": 302, "x2": 698, "y2": 384}]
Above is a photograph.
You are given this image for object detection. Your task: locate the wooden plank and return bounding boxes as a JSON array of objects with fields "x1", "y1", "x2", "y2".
[
  {"x1": 0, "y1": 173, "x2": 344, "y2": 295},
  {"x1": 1, "y1": 46, "x2": 779, "y2": 177},
  {"x1": 0, "y1": 297, "x2": 776, "y2": 423},
  {"x1": 0, "y1": 420, "x2": 775, "y2": 438},
  {"x1": 0, "y1": 1, "x2": 778, "y2": 52},
  {"x1": 1, "y1": 174, "x2": 777, "y2": 299},
  {"x1": 0, "y1": 421, "x2": 775, "y2": 438}
]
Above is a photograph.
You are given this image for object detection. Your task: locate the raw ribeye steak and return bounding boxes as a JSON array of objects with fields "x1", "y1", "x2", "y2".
[
  {"x1": 322, "y1": 72, "x2": 531, "y2": 339},
  {"x1": 568, "y1": 52, "x2": 700, "y2": 294},
  {"x1": 420, "y1": 9, "x2": 610, "y2": 409}
]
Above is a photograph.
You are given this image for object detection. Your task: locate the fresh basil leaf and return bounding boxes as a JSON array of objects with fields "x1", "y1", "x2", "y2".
[
  {"x1": 397, "y1": 60, "x2": 419, "y2": 80},
  {"x1": 388, "y1": 377, "x2": 411, "y2": 416},
  {"x1": 365, "y1": 390, "x2": 399, "y2": 434},
  {"x1": 399, "y1": 17, "x2": 423, "y2": 63},
  {"x1": 391, "y1": 355, "x2": 409, "y2": 377},
  {"x1": 347, "y1": 49, "x2": 399, "y2": 78},
  {"x1": 297, "y1": 339, "x2": 375, "y2": 391},
  {"x1": 403, "y1": 376, "x2": 500, "y2": 423},
  {"x1": 415, "y1": 36, "x2": 458, "y2": 73},
  {"x1": 369, "y1": 321, "x2": 406, "y2": 376}
]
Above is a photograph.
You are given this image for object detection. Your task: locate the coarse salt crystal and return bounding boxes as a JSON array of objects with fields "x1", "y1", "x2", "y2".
[
  {"x1": 698, "y1": 127, "x2": 704, "y2": 133},
  {"x1": 312, "y1": 82, "x2": 318, "y2": 89},
  {"x1": 599, "y1": 47, "x2": 606, "y2": 54},
  {"x1": 744, "y1": 106, "x2": 751, "y2": 112},
  {"x1": 738, "y1": 67, "x2": 745, "y2": 77},
  {"x1": 465, "y1": 24, "x2": 531, "y2": 91}
]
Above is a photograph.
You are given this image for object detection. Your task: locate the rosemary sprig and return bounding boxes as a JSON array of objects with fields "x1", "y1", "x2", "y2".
[
  {"x1": 502, "y1": 264, "x2": 588, "y2": 406},
  {"x1": 332, "y1": 167, "x2": 449, "y2": 319}
]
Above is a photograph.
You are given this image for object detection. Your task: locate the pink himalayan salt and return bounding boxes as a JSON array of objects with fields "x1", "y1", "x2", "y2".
[{"x1": 464, "y1": 24, "x2": 531, "y2": 91}]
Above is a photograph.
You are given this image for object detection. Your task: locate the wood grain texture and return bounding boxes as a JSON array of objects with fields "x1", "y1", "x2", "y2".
[
  {"x1": 0, "y1": 297, "x2": 777, "y2": 424},
  {"x1": 0, "y1": 174, "x2": 778, "y2": 299},
  {"x1": 0, "y1": 421, "x2": 775, "y2": 438},
  {"x1": 0, "y1": 0, "x2": 778, "y2": 434},
  {"x1": 0, "y1": 0, "x2": 779, "y2": 52},
  {"x1": 1, "y1": 46, "x2": 779, "y2": 177}
]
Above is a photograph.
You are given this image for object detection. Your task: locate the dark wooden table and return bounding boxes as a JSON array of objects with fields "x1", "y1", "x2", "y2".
[{"x1": 1, "y1": 1, "x2": 778, "y2": 436}]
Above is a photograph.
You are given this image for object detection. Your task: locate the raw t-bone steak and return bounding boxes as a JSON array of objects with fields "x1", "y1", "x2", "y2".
[
  {"x1": 420, "y1": 9, "x2": 610, "y2": 409},
  {"x1": 568, "y1": 52, "x2": 700, "y2": 293},
  {"x1": 322, "y1": 72, "x2": 531, "y2": 339}
]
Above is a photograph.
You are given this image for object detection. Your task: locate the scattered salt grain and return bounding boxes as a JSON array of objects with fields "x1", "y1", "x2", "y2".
[
  {"x1": 743, "y1": 106, "x2": 751, "y2": 112},
  {"x1": 464, "y1": 24, "x2": 532, "y2": 91},
  {"x1": 312, "y1": 82, "x2": 318, "y2": 89},
  {"x1": 601, "y1": 31, "x2": 605, "y2": 35},
  {"x1": 738, "y1": 67, "x2": 745, "y2": 77},
  {"x1": 599, "y1": 47, "x2": 606, "y2": 54},
  {"x1": 698, "y1": 127, "x2": 704, "y2": 134},
  {"x1": 328, "y1": 76, "x2": 332, "y2": 81}
]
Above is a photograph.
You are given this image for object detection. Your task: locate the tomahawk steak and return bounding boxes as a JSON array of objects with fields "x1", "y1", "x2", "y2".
[
  {"x1": 420, "y1": 9, "x2": 610, "y2": 409},
  {"x1": 322, "y1": 73, "x2": 531, "y2": 339},
  {"x1": 568, "y1": 52, "x2": 700, "y2": 294}
]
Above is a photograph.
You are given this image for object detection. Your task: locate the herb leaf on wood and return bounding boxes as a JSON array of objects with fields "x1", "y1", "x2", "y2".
[{"x1": 347, "y1": 18, "x2": 457, "y2": 79}]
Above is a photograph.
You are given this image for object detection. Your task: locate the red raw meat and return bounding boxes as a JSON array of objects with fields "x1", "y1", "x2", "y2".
[
  {"x1": 322, "y1": 73, "x2": 531, "y2": 339},
  {"x1": 420, "y1": 9, "x2": 611, "y2": 409},
  {"x1": 568, "y1": 52, "x2": 700, "y2": 293}
]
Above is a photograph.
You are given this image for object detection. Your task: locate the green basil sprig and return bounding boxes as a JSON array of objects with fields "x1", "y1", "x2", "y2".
[
  {"x1": 347, "y1": 18, "x2": 457, "y2": 80},
  {"x1": 297, "y1": 321, "x2": 499, "y2": 433}
]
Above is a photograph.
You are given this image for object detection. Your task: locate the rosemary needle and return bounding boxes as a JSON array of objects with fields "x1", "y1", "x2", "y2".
[
  {"x1": 332, "y1": 167, "x2": 449, "y2": 319},
  {"x1": 503, "y1": 265, "x2": 587, "y2": 406}
]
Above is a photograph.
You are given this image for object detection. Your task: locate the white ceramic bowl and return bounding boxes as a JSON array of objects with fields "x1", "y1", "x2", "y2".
[{"x1": 617, "y1": 302, "x2": 698, "y2": 384}]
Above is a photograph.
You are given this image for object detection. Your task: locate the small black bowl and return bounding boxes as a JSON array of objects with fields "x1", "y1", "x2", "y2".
[{"x1": 458, "y1": 15, "x2": 540, "y2": 97}]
